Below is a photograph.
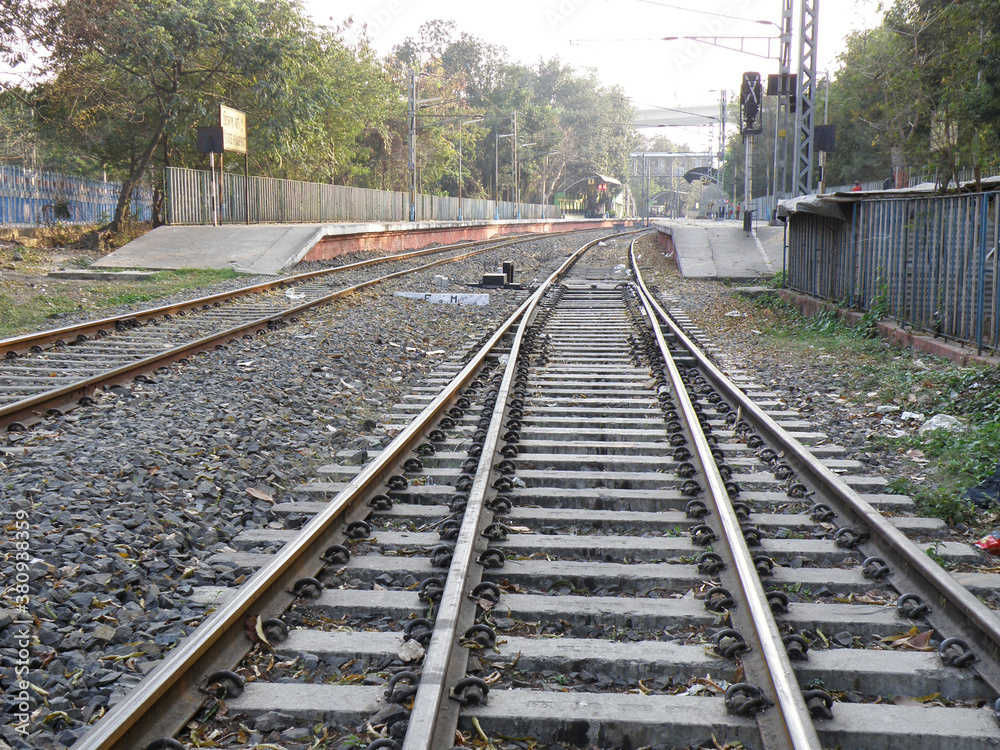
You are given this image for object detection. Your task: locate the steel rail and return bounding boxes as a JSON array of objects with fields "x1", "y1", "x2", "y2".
[
  {"x1": 71, "y1": 254, "x2": 546, "y2": 750},
  {"x1": 74, "y1": 229, "x2": 631, "y2": 750},
  {"x1": 642, "y1": 267, "x2": 1000, "y2": 693},
  {"x1": 401, "y1": 234, "x2": 616, "y2": 750},
  {"x1": 0, "y1": 233, "x2": 569, "y2": 431},
  {"x1": 630, "y1": 239, "x2": 822, "y2": 750},
  {"x1": 0, "y1": 231, "x2": 561, "y2": 359}
]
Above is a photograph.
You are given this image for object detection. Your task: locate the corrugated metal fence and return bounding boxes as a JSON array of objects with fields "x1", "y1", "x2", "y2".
[
  {"x1": 0, "y1": 165, "x2": 152, "y2": 227},
  {"x1": 164, "y1": 167, "x2": 557, "y2": 225},
  {"x1": 786, "y1": 191, "x2": 1000, "y2": 354}
]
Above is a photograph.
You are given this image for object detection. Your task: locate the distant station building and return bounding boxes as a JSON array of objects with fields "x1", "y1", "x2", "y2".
[{"x1": 555, "y1": 173, "x2": 624, "y2": 218}]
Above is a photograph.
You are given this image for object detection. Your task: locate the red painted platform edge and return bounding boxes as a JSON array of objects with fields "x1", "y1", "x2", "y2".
[
  {"x1": 777, "y1": 289, "x2": 1000, "y2": 367},
  {"x1": 654, "y1": 230, "x2": 677, "y2": 263},
  {"x1": 303, "y1": 220, "x2": 635, "y2": 261}
]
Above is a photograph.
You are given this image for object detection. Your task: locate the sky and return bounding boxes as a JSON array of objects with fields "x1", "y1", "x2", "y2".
[{"x1": 305, "y1": 0, "x2": 886, "y2": 149}]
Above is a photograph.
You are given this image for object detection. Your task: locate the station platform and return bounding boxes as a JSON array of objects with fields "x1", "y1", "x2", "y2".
[
  {"x1": 653, "y1": 219, "x2": 785, "y2": 280},
  {"x1": 93, "y1": 218, "x2": 625, "y2": 275}
]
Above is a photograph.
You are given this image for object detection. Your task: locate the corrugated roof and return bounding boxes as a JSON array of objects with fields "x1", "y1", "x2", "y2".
[
  {"x1": 778, "y1": 175, "x2": 1000, "y2": 220},
  {"x1": 594, "y1": 173, "x2": 622, "y2": 187}
]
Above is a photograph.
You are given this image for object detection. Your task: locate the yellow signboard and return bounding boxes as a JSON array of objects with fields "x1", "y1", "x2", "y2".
[{"x1": 219, "y1": 105, "x2": 247, "y2": 154}]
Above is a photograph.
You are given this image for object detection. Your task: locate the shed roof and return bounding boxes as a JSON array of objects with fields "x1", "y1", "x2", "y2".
[{"x1": 777, "y1": 175, "x2": 1000, "y2": 221}]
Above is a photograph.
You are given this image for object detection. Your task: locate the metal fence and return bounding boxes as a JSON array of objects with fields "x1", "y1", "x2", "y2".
[
  {"x1": 0, "y1": 165, "x2": 153, "y2": 227},
  {"x1": 164, "y1": 167, "x2": 557, "y2": 225},
  {"x1": 785, "y1": 191, "x2": 1000, "y2": 353}
]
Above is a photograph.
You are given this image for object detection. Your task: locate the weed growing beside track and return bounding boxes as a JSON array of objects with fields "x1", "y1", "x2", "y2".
[
  {"x1": 0, "y1": 260, "x2": 241, "y2": 338},
  {"x1": 634, "y1": 230, "x2": 999, "y2": 543},
  {"x1": 740, "y1": 287, "x2": 1000, "y2": 528}
]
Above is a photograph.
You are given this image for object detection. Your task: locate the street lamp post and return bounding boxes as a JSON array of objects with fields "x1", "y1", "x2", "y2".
[
  {"x1": 512, "y1": 112, "x2": 518, "y2": 219},
  {"x1": 495, "y1": 130, "x2": 514, "y2": 220},
  {"x1": 458, "y1": 118, "x2": 483, "y2": 221},
  {"x1": 517, "y1": 142, "x2": 536, "y2": 220},
  {"x1": 407, "y1": 70, "x2": 442, "y2": 221}
]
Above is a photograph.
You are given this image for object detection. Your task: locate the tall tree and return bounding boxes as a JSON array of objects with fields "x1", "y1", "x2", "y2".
[
  {"x1": 826, "y1": 0, "x2": 981, "y2": 186},
  {"x1": 37, "y1": 0, "x2": 318, "y2": 233},
  {"x1": 966, "y1": 0, "x2": 1000, "y2": 175}
]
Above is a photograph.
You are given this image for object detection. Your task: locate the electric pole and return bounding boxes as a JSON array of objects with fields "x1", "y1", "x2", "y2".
[{"x1": 408, "y1": 70, "x2": 416, "y2": 221}]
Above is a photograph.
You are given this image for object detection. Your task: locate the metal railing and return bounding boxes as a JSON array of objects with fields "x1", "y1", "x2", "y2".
[
  {"x1": 0, "y1": 165, "x2": 153, "y2": 227},
  {"x1": 164, "y1": 167, "x2": 557, "y2": 225},
  {"x1": 785, "y1": 191, "x2": 1000, "y2": 353}
]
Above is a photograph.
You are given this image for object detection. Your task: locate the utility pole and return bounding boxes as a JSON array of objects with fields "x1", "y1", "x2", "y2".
[
  {"x1": 642, "y1": 153, "x2": 648, "y2": 227},
  {"x1": 458, "y1": 118, "x2": 483, "y2": 221},
  {"x1": 496, "y1": 127, "x2": 514, "y2": 219},
  {"x1": 773, "y1": 0, "x2": 793, "y2": 212},
  {"x1": 513, "y1": 112, "x2": 519, "y2": 219},
  {"x1": 407, "y1": 70, "x2": 441, "y2": 221},
  {"x1": 818, "y1": 74, "x2": 829, "y2": 194},
  {"x1": 408, "y1": 70, "x2": 416, "y2": 221},
  {"x1": 719, "y1": 91, "x2": 726, "y2": 217}
]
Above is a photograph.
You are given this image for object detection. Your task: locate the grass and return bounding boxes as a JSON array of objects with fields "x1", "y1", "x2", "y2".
[
  {"x1": 749, "y1": 289, "x2": 1000, "y2": 525},
  {"x1": 0, "y1": 268, "x2": 241, "y2": 339}
]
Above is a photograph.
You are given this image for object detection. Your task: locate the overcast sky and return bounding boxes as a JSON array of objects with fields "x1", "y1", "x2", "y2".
[{"x1": 306, "y1": 0, "x2": 885, "y2": 149}]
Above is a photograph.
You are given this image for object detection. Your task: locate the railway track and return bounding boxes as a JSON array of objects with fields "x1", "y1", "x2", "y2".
[
  {"x1": 0, "y1": 231, "x2": 572, "y2": 432},
  {"x1": 72, "y1": 232, "x2": 1000, "y2": 750}
]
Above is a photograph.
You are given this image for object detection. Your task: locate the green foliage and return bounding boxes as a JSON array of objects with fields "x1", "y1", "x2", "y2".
[
  {"x1": 856, "y1": 277, "x2": 889, "y2": 339},
  {"x1": 0, "y1": 268, "x2": 239, "y2": 337},
  {"x1": 753, "y1": 291, "x2": 1000, "y2": 525},
  {"x1": 915, "y1": 486, "x2": 977, "y2": 525},
  {"x1": 926, "y1": 540, "x2": 950, "y2": 568},
  {"x1": 101, "y1": 290, "x2": 161, "y2": 306},
  {"x1": 35, "y1": 0, "x2": 323, "y2": 229},
  {"x1": 826, "y1": 0, "x2": 1000, "y2": 184},
  {"x1": 11, "y1": 7, "x2": 638, "y2": 218},
  {"x1": 805, "y1": 308, "x2": 840, "y2": 335},
  {"x1": 0, "y1": 290, "x2": 76, "y2": 331},
  {"x1": 387, "y1": 22, "x2": 637, "y2": 206}
]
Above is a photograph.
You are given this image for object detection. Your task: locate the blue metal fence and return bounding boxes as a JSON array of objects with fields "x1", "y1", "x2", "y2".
[
  {"x1": 0, "y1": 165, "x2": 153, "y2": 227},
  {"x1": 784, "y1": 191, "x2": 1000, "y2": 354}
]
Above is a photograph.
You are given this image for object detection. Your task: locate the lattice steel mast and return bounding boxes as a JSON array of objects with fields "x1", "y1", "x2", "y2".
[
  {"x1": 794, "y1": 0, "x2": 819, "y2": 196},
  {"x1": 771, "y1": 0, "x2": 794, "y2": 209}
]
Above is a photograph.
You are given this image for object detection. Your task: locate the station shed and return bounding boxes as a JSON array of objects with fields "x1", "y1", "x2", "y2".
[{"x1": 555, "y1": 173, "x2": 625, "y2": 218}]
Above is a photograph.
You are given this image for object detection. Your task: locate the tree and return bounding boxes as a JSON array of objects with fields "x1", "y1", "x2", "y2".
[
  {"x1": 0, "y1": 0, "x2": 36, "y2": 69},
  {"x1": 37, "y1": 0, "x2": 319, "y2": 233},
  {"x1": 384, "y1": 22, "x2": 638, "y2": 210},
  {"x1": 965, "y1": 0, "x2": 1000, "y2": 175},
  {"x1": 826, "y1": 0, "x2": 983, "y2": 187}
]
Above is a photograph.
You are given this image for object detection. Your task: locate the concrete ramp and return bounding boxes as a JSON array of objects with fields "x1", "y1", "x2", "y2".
[
  {"x1": 654, "y1": 219, "x2": 784, "y2": 280},
  {"x1": 93, "y1": 224, "x2": 330, "y2": 275}
]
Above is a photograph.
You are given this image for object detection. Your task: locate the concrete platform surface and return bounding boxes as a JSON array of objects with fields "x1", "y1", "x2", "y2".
[
  {"x1": 93, "y1": 218, "x2": 626, "y2": 276},
  {"x1": 92, "y1": 224, "x2": 339, "y2": 275},
  {"x1": 654, "y1": 218, "x2": 784, "y2": 280}
]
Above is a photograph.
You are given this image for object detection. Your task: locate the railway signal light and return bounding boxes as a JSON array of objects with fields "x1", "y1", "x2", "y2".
[{"x1": 740, "y1": 72, "x2": 763, "y2": 136}]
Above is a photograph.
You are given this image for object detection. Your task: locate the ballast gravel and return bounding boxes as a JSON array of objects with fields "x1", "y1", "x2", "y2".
[
  {"x1": 3, "y1": 228, "x2": 974, "y2": 749},
  {"x1": 0, "y1": 231, "x2": 606, "y2": 749}
]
